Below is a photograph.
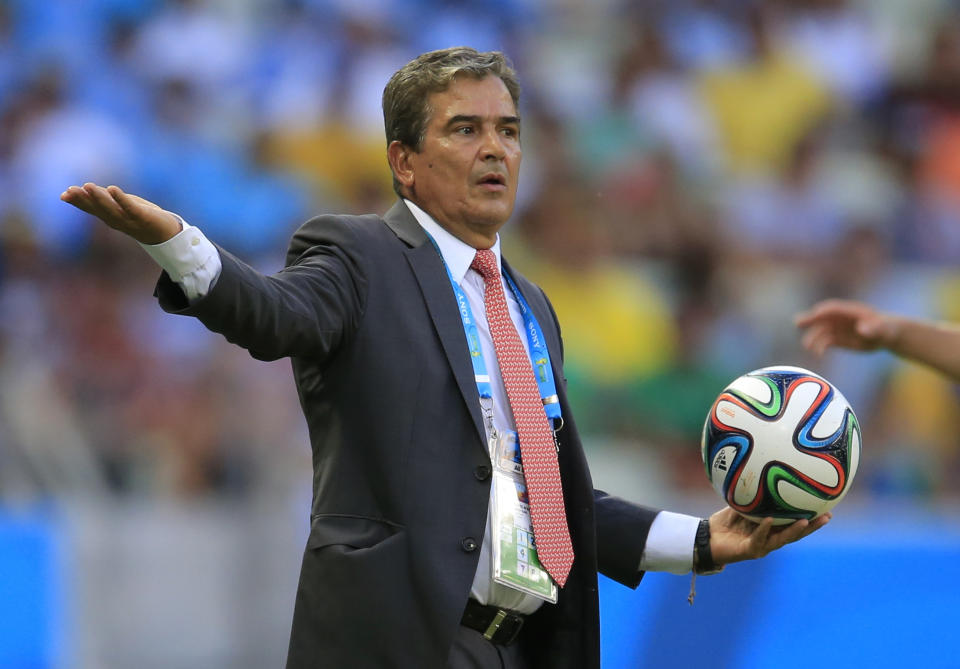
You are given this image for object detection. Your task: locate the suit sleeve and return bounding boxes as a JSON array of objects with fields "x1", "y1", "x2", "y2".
[
  {"x1": 594, "y1": 490, "x2": 659, "y2": 588},
  {"x1": 154, "y1": 215, "x2": 368, "y2": 362}
]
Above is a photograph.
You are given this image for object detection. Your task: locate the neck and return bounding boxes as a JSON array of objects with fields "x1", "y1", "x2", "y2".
[
  {"x1": 404, "y1": 197, "x2": 502, "y2": 249},
  {"x1": 451, "y1": 228, "x2": 498, "y2": 250}
]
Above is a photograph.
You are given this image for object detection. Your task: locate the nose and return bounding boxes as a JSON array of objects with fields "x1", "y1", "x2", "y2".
[{"x1": 480, "y1": 126, "x2": 507, "y2": 161}]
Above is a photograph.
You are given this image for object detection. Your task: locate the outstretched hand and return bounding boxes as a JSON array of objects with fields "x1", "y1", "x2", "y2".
[
  {"x1": 709, "y1": 507, "x2": 830, "y2": 566},
  {"x1": 61, "y1": 183, "x2": 183, "y2": 245},
  {"x1": 794, "y1": 299, "x2": 898, "y2": 356}
]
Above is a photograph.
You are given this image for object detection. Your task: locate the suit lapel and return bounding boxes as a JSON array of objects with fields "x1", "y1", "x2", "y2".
[{"x1": 383, "y1": 202, "x2": 487, "y2": 449}]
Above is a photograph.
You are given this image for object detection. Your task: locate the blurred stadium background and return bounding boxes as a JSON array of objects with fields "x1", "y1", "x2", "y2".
[{"x1": 2, "y1": 0, "x2": 960, "y2": 666}]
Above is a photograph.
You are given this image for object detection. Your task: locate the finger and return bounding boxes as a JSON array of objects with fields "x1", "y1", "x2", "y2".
[
  {"x1": 800, "y1": 325, "x2": 820, "y2": 350},
  {"x1": 110, "y1": 185, "x2": 179, "y2": 220},
  {"x1": 127, "y1": 194, "x2": 165, "y2": 212},
  {"x1": 804, "y1": 512, "x2": 831, "y2": 536},
  {"x1": 60, "y1": 185, "x2": 83, "y2": 202},
  {"x1": 61, "y1": 186, "x2": 98, "y2": 213},
  {"x1": 106, "y1": 184, "x2": 150, "y2": 216},
  {"x1": 771, "y1": 518, "x2": 810, "y2": 548},
  {"x1": 63, "y1": 185, "x2": 122, "y2": 224},
  {"x1": 109, "y1": 184, "x2": 183, "y2": 237},
  {"x1": 810, "y1": 331, "x2": 835, "y2": 356},
  {"x1": 793, "y1": 309, "x2": 817, "y2": 328},
  {"x1": 107, "y1": 184, "x2": 152, "y2": 215},
  {"x1": 750, "y1": 516, "x2": 774, "y2": 550},
  {"x1": 711, "y1": 506, "x2": 738, "y2": 529},
  {"x1": 811, "y1": 299, "x2": 852, "y2": 316},
  {"x1": 800, "y1": 300, "x2": 856, "y2": 328},
  {"x1": 82, "y1": 182, "x2": 127, "y2": 221},
  {"x1": 801, "y1": 325, "x2": 832, "y2": 354}
]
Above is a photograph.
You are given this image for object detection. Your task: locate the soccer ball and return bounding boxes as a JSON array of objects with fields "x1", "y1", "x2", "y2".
[{"x1": 701, "y1": 365, "x2": 861, "y2": 525}]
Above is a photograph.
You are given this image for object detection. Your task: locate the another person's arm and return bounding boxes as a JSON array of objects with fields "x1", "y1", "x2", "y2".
[{"x1": 795, "y1": 299, "x2": 960, "y2": 380}]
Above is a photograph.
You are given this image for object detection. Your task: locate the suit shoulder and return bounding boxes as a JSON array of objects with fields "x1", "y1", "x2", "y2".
[{"x1": 285, "y1": 213, "x2": 392, "y2": 266}]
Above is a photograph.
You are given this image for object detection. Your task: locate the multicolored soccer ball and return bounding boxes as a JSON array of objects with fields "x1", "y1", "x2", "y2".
[{"x1": 701, "y1": 365, "x2": 861, "y2": 525}]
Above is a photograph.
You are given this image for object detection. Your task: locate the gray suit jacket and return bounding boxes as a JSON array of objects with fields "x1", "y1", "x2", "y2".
[{"x1": 156, "y1": 201, "x2": 660, "y2": 668}]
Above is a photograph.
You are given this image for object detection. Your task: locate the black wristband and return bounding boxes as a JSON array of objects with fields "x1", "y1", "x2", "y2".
[{"x1": 693, "y1": 518, "x2": 722, "y2": 575}]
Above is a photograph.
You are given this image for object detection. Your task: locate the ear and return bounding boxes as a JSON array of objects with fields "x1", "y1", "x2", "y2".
[{"x1": 387, "y1": 140, "x2": 416, "y2": 193}]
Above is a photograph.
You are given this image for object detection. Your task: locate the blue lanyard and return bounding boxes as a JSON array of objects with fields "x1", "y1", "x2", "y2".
[{"x1": 424, "y1": 233, "x2": 562, "y2": 424}]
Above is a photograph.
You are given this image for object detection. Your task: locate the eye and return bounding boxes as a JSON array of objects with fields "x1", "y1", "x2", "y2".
[
  {"x1": 501, "y1": 126, "x2": 519, "y2": 139},
  {"x1": 455, "y1": 125, "x2": 474, "y2": 135}
]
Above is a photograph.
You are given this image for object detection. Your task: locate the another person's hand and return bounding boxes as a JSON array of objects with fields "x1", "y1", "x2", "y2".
[
  {"x1": 708, "y1": 506, "x2": 830, "y2": 566},
  {"x1": 794, "y1": 299, "x2": 900, "y2": 356},
  {"x1": 61, "y1": 183, "x2": 183, "y2": 245}
]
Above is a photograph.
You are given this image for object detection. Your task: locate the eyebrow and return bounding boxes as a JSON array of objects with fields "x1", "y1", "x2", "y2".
[{"x1": 445, "y1": 114, "x2": 521, "y2": 129}]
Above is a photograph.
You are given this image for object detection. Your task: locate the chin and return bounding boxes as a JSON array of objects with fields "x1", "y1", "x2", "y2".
[{"x1": 473, "y1": 202, "x2": 514, "y2": 226}]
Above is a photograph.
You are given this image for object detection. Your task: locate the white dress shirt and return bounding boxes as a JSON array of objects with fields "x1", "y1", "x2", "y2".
[{"x1": 139, "y1": 200, "x2": 701, "y2": 615}]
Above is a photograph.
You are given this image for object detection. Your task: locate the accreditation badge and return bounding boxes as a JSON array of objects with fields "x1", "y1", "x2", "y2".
[{"x1": 489, "y1": 430, "x2": 558, "y2": 603}]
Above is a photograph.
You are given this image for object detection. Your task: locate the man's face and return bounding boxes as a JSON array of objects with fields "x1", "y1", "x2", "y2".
[{"x1": 403, "y1": 75, "x2": 522, "y2": 248}]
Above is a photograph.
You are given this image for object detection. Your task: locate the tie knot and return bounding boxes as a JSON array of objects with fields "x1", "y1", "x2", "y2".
[{"x1": 470, "y1": 249, "x2": 499, "y2": 283}]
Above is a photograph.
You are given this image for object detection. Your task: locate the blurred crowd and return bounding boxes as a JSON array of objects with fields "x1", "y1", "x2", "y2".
[{"x1": 3, "y1": 0, "x2": 960, "y2": 505}]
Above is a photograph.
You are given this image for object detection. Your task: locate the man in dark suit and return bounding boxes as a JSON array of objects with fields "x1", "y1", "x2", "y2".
[{"x1": 62, "y1": 47, "x2": 827, "y2": 669}]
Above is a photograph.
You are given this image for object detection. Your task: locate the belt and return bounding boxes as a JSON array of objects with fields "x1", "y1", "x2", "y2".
[{"x1": 460, "y1": 599, "x2": 525, "y2": 646}]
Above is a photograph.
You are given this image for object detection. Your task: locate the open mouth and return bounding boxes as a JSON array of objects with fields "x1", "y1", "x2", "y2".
[{"x1": 478, "y1": 174, "x2": 506, "y2": 188}]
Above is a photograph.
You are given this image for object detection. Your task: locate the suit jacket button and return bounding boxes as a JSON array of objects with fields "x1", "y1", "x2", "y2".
[
  {"x1": 461, "y1": 537, "x2": 478, "y2": 552},
  {"x1": 474, "y1": 465, "x2": 491, "y2": 481}
]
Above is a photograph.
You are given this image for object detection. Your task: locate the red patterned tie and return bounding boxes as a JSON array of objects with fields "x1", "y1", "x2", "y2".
[{"x1": 471, "y1": 249, "x2": 574, "y2": 587}]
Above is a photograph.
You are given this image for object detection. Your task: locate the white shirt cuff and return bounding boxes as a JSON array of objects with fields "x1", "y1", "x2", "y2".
[
  {"x1": 639, "y1": 510, "x2": 701, "y2": 575},
  {"x1": 139, "y1": 219, "x2": 221, "y2": 302}
]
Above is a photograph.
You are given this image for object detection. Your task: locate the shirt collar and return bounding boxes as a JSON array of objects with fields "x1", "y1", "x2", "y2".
[{"x1": 403, "y1": 199, "x2": 502, "y2": 284}]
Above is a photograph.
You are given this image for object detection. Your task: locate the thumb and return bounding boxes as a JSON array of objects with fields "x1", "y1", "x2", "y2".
[
  {"x1": 109, "y1": 185, "x2": 181, "y2": 227},
  {"x1": 108, "y1": 185, "x2": 150, "y2": 216},
  {"x1": 106, "y1": 185, "x2": 183, "y2": 243}
]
